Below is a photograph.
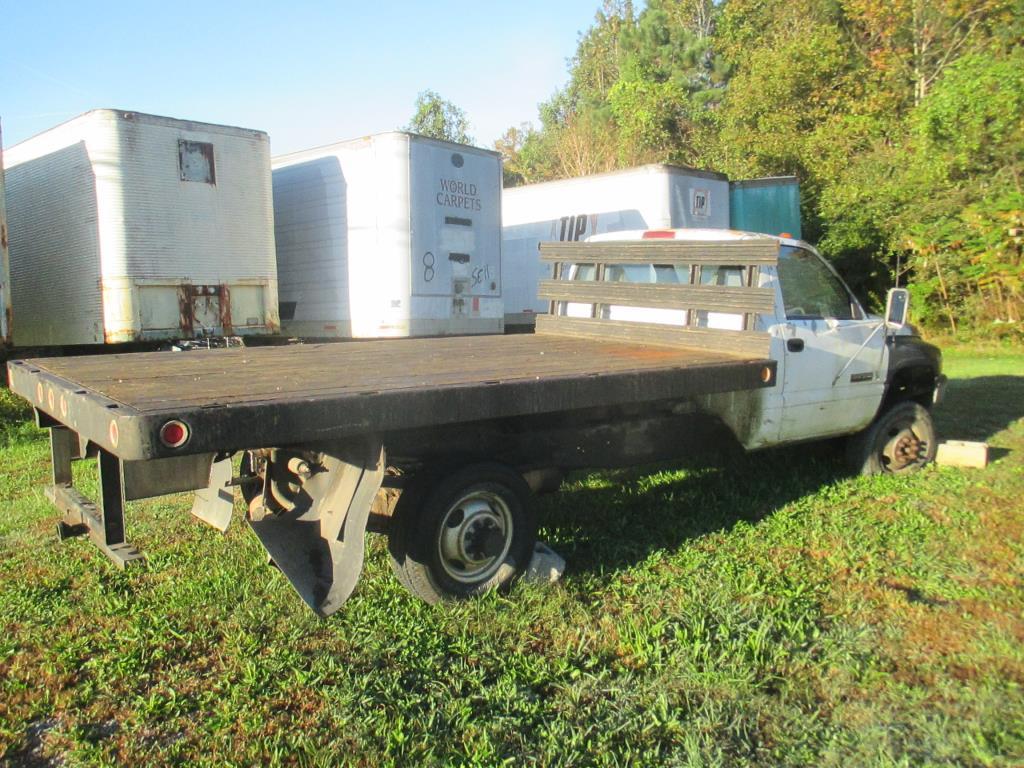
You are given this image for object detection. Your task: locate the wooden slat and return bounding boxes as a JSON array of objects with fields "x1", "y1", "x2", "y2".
[
  {"x1": 539, "y1": 240, "x2": 778, "y2": 265},
  {"x1": 535, "y1": 314, "x2": 770, "y2": 358},
  {"x1": 537, "y1": 280, "x2": 774, "y2": 314}
]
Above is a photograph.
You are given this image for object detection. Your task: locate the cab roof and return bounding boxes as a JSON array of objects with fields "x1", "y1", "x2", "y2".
[{"x1": 585, "y1": 227, "x2": 808, "y2": 251}]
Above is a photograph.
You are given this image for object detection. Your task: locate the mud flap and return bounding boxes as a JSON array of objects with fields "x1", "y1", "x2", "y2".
[
  {"x1": 248, "y1": 441, "x2": 385, "y2": 617},
  {"x1": 190, "y1": 454, "x2": 234, "y2": 532}
]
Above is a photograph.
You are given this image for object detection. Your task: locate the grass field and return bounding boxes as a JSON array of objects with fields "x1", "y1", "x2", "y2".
[{"x1": 1, "y1": 345, "x2": 1022, "y2": 767}]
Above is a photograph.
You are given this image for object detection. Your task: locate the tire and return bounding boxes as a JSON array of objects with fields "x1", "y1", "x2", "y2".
[
  {"x1": 387, "y1": 463, "x2": 537, "y2": 604},
  {"x1": 848, "y1": 401, "x2": 937, "y2": 476}
]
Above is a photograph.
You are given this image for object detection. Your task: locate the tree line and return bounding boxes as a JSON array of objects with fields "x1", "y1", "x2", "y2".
[{"x1": 409, "y1": 1, "x2": 1023, "y2": 335}]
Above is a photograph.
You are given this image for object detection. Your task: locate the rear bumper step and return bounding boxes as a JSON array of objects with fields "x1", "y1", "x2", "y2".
[
  {"x1": 45, "y1": 433, "x2": 145, "y2": 568},
  {"x1": 51, "y1": 484, "x2": 144, "y2": 568}
]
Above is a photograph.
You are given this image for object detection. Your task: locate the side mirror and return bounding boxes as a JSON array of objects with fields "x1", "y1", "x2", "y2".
[{"x1": 885, "y1": 288, "x2": 910, "y2": 328}]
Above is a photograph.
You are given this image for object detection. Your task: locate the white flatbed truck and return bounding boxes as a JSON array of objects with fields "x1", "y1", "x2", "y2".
[{"x1": 6, "y1": 232, "x2": 943, "y2": 616}]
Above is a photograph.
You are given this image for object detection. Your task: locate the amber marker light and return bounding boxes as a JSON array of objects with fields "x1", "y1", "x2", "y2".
[{"x1": 159, "y1": 419, "x2": 190, "y2": 448}]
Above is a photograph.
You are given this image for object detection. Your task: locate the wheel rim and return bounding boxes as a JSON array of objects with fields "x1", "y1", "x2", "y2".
[
  {"x1": 437, "y1": 491, "x2": 514, "y2": 583},
  {"x1": 879, "y1": 420, "x2": 929, "y2": 472}
]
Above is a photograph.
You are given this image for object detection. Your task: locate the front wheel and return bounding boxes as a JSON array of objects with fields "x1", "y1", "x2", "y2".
[
  {"x1": 388, "y1": 463, "x2": 537, "y2": 604},
  {"x1": 848, "y1": 401, "x2": 937, "y2": 476}
]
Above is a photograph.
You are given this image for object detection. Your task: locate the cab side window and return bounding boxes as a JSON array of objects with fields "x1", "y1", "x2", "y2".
[
  {"x1": 600, "y1": 263, "x2": 689, "y2": 325},
  {"x1": 559, "y1": 263, "x2": 598, "y2": 317},
  {"x1": 604, "y1": 264, "x2": 689, "y2": 284},
  {"x1": 699, "y1": 265, "x2": 744, "y2": 287},
  {"x1": 695, "y1": 265, "x2": 745, "y2": 329},
  {"x1": 777, "y1": 246, "x2": 860, "y2": 320}
]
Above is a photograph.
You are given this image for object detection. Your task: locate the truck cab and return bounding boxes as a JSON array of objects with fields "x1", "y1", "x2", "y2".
[{"x1": 561, "y1": 228, "x2": 943, "y2": 460}]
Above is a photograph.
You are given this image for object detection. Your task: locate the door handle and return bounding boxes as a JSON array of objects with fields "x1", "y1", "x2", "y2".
[{"x1": 787, "y1": 338, "x2": 805, "y2": 352}]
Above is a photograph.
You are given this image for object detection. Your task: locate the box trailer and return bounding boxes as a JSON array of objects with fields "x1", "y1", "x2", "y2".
[
  {"x1": 272, "y1": 132, "x2": 502, "y2": 338},
  {"x1": 729, "y1": 176, "x2": 801, "y2": 240},
  {"x1": 0, "y1": 119, "x2": 12, "y2": 347},
  {"x1": 3, "y1": 109, "x2": 279, "y2": 347},
  {"x1": 501, "y1": 164, "x2": 729, "y2": 327}
]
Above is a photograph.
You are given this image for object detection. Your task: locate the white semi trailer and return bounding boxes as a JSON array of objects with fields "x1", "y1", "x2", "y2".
[
  {"x1": 0, "y1": 119, "x2": 11, "y2": 347},
  {"x1": 3, "y1": 109, "x2": 280, "y2": 347},
  {"x1": 501, "y1": 164, "x2": 729, "y2": 328},
  {"x1": 271, "y1": 132, "x2": 503, "y2": 338}
]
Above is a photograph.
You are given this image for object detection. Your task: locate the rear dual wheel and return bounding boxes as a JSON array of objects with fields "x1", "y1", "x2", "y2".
[{"x1": 388, "y1": 463, "x2": 537, "y2": 604}]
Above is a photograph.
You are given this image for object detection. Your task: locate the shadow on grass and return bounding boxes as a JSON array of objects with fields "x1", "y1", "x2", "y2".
[
  {"x1": 932, "y1": 375, "x2": 1024, "y2": 444},
  {"x1": 539, "y1": 442, "x2": 847, "y2": 577}
]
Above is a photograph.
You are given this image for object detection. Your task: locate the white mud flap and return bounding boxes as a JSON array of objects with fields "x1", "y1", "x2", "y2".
[{"x1": 248, "y1": 442, "x2": 385, "y2": 617}]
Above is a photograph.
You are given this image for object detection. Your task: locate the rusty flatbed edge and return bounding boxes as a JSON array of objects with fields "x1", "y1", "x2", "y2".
[{"x1": 8, "y1": 334, "x2": 776, "y2": 461}]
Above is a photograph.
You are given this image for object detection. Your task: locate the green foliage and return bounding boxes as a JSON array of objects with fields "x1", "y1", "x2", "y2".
[
  {"x1": 404, "y1": 90, "x2": 473, "y2": 145},
  {"x1": 607, "y1": 78, "x2": 686, "y2": 158},
  {"x1": 890, "y1": 47, "x2": 1024, "y2": 332},
  {"x1": 903, "y1": 190, "x2": 1024, "y2": 334},
  {"x1": 568, "y1": 0, "x2": 636, "y2": 104},
  {"x1": 498, "y1": 0, "x2": 1021, "y2": 334},
  {"x1": 609, "y1": 0, "x2": 729, "y2": 164},
  {"x1": 709, "y1": 15, "x2": 856, "y2": 178},
  {"x1": 494, "y1": 124, "x2": 533, "y2": 187},
  {"x1": 913, "y1": 47, "x2": 1024, "y2": 177}
]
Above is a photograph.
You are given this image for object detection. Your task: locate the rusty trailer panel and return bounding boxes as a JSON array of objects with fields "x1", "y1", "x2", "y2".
[
  {"x1": 8, "y1": 334, "x2": 776, "y2": 461},
  {"x1": 177, "y1": 283, "x2": 234, "y2": 337}
]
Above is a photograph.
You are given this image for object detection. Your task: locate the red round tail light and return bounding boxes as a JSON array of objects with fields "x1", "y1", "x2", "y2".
[{"x1": 159, "y1": 420, "x2": 190, "y2": 448}]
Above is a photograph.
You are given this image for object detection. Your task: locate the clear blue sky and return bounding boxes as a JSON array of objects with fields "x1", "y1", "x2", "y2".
[{"x1": 0, "y1": 0, "x2": 609, "y2": 154}]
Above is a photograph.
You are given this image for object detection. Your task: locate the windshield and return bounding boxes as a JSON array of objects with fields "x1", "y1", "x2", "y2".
[{"x1": 777, "y1": 246, "x2": 862, "y2": 320}]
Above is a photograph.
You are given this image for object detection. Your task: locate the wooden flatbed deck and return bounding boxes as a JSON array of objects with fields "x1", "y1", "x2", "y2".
[{"x1": 9, "y1": 334, "x2": 775, "y2": 461}]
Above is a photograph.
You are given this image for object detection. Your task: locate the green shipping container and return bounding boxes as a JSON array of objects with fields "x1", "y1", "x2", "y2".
[{"x1": 729, "y1": 176, "x2": 801, "y2": 239}]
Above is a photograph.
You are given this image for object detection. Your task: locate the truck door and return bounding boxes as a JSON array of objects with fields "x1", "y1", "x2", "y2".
[{"x1": 776, "y1": 245, "x2": 886, "y2": 442}]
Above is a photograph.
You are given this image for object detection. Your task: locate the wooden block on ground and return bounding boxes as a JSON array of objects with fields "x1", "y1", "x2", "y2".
[{"x1": 936, "y1": 440, "x2": 989, "y2": 468}]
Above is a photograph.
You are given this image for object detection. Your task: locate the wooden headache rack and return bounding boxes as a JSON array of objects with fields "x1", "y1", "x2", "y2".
[{"x1": 536, "y1": 239, "x2": 779, "y2": 359}]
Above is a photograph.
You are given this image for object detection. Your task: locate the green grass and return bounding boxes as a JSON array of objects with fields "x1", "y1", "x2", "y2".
[{"x1": 1, "y1": 344, "x2": 1022, "y2": 766}]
